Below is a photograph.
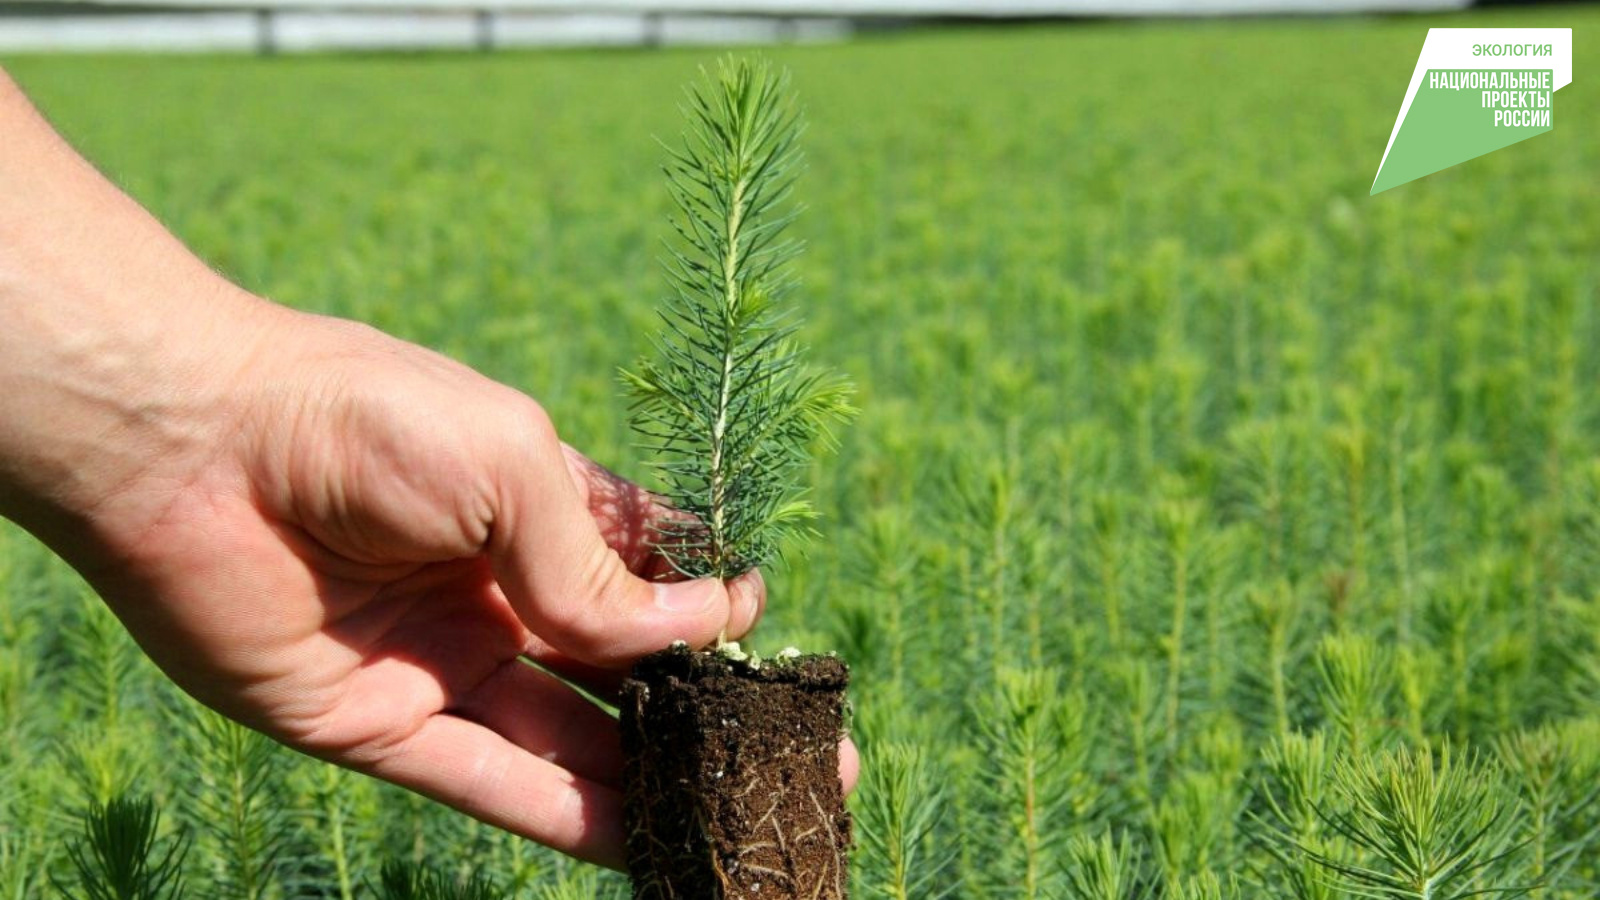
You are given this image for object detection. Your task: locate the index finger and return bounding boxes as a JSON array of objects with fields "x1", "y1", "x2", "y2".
[{"x1": 363, "y1": 712, "x2": 627, "y2": 869}]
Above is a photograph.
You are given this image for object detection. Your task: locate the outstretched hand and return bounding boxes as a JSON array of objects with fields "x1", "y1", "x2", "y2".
[
  {"x1": 85, "y1": 313, "x2": 857, "y2": 868},
  {"x1": 0, "y1": 69, "x2": 856, "y2": 870}
]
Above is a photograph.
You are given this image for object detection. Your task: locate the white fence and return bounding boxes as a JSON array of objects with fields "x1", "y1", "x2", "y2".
[
  {"x1": 0, "y1": 0, "x2": 1472, "y2": 54},
  {"x1": 0, "y1": 11, "x2": 855, "y2": 53}
]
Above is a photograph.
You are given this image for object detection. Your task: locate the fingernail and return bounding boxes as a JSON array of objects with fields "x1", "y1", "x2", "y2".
[
  {"x1": 654, "y1": 579, "x2": 717, "y2": 616},
  {"x1": 839, "y1": 737, "x2": 861, "y2": 794}
]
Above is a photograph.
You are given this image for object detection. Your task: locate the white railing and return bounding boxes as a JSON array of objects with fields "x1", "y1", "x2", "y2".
[
  {"x1": 44, "y1": 0, "x2": 1470, "y2": 12},
  {"x1": 0, "y1": 0, "x2": 1472, "y2": 54}
]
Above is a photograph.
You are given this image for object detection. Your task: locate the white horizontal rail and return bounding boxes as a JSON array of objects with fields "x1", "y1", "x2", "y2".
[
  {"x1": 24, "y1": 0, "x2": 1471, "y2": 14},
  {"x1": 0, "y1": 0, "x2": 1472, "y2": 55},
  {"x1": 0, "y1": 10, "x2": 853, "y2": 52}
]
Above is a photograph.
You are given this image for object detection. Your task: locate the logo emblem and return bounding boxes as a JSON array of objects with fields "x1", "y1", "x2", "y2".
[{"x1": 1372, "y1": 28, "x2": 1572, "y2": 194}]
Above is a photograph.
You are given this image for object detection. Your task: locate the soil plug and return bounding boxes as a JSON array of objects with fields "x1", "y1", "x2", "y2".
[{"x1": 622, "y1": 644, "x2": 850, "y2": 899}]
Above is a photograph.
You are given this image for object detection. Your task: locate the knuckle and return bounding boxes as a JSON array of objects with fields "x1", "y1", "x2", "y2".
[
  {"x1": 505, "y1": 395, "x2": 560, "y2": 452},
  {"x1": 458, "y1": 745, "x2": 515, "y2": 814}
]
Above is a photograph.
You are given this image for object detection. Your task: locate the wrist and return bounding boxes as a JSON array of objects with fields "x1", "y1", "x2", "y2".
[
  {"x1": 0, "y1": 268, "x2": 287, "y2": 570},
  {"x1": 0, "y1": 73, "x2": 299, "y2": 568}
]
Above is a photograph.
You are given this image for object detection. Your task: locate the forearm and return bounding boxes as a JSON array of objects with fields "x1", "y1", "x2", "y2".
[{"x1": 0, "y1": 70, "x2": 277, "y2": 563}]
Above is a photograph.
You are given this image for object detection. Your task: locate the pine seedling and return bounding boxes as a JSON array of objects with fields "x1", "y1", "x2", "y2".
[
  {"x1": 939, "y1": 746, "x2": 984, "y2": 894},
  {"x1": 56, "y1": 725, "x2": 146, "y2": 810},
  {"x1": 621, "y1": 57, "x2": 854, "y2": 591},
  {"x1": 53, "y1": 795, "x2": 189, "y2": 900},
  {"x1": 374, "y1": 861, "x2": 505, "y2": 900},
  {"x1": 1088, "y1": 491, "x2": 1133, "y2": 655},
  {"x1": 1151, "y1": 770, "x2": 1238, "y2": 890},
  {"x1": 530, "y1": 867, "x2": 626, "y2": 900},
  {"x1": 0, "y1": 830, "x2": 16, "y2": 899},
  {"x1": 479, "y1": 826, "x2": 553, "y2": 897},
  {"x1": 618, "y1": 64, "x2": 855, "y2": 895},
  {"x1": 843, "y1": 507, "x2": 921, "y2": 688},
  {"x1": 1385, "y1": 419, "x2": 1423, "y2": 644},
  {"x1": 1249, "y1": 731, "x2": 1340, "y2": 900},
  {"x1": 62, "y1": 588, "x2": 141, "y2": 732},
  {"x1": 938, "y1": 454, "x2": 1024, "y2": 682},
  {"x1": 1155, "y1": 492, "x2": 1203, "y2": 758},
  {"x1": 1495, "y1": 725, "x2": 1600, "y2": 894},
  {"x1": 1315, "y1": 633, "x2": 1392, "y2": 757},
  {"x1": 1111, "y1": 657, "x2": 1160, "y2": 811},
  {"x1": 289, "y1": 762, "x2": 370, "y2": 900},
  {"x1": 976, "y1": 667, "x2": 1098, "y2": 899},
  {"x1": 1423, "y1": 576, "x2": 1491, "y2": 739},
  {"x1": 0, "y1": 553, "x2": 35, "y2": 750},
  {"x1": 1396, "y1": 645, "x2": 1444, "y2": 749},
  {"x1": 176, "y1": 706, "x2": 290, "y2": 900},
  {"x1": 1061, "y1": 832, "x2": 1153, "y2": 900},
  {"x1": 1307, "y1": 744, "x2": 1530, "y2": 900},
  {"x1": 855, "y1": 741, "x2": 958, "y2": 900},
  {"x1": 1552, "y1": 719, "x2": 1600, "y2": 891},
  {"x1": 1167, "y1": 871, "x2": 1243, "y2": 900},
  {"x1": 1555, "y1": 460, "x2": 1600, "y2": 598},
  {"x1": 0, "y1": 799, "x2": 46, "y2": 900},
  {"x1": 0, "y1": 646, "x2": 32, "y2": 765},
  {"x1": 1242, "y1": 580, "x2": 1302, "y2": 742},
  {"x1": 1226, "y1": 418, "x2": 1319, "y2": 581}
]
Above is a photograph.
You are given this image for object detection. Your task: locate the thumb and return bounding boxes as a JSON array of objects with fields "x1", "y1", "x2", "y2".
[{"x1": 484, "y1": 405, "x2": 732, "y2": 668}]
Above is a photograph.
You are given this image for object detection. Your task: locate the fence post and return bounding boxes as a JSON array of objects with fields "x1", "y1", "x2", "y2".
[
  {"x1": 475, "y1": 8, "x2": 495, "y2": 51},
  {"x1": 255, "y1": 7, "x2": 277, "y2": 55}
]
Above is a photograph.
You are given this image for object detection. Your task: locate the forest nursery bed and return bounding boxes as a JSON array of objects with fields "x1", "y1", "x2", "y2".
[{"x1": 7, "y1": 7, "x2": 1600, "y2": 899}]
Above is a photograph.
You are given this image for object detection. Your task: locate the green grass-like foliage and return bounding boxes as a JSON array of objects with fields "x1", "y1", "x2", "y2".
[
  {"x1": 856, "y1": 742, "x2": 956, "y2": 900},
  {"x1": 1061, "y1": 833, "x2": 1152, "y2": 900},
  {"x1": 1310, "y1": 745, "x2": 1527, "y2": 900},
  {"x1": 374, "y1": 862, "x2": 505, "y2": 900},
  {"x1": 622, "y1": 57, "x2": 854, "y2": 580},
  {"x1": 176, "y1": 707, "x2": 290, "y2": 900},
  {"x1": 54, "y1": 796, "x2": 188, "y2": 900}
]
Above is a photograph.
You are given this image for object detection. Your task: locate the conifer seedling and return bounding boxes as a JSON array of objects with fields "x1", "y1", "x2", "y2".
[
  {"x1": 619, "y1": 57, "x2": 854, "y2": 595},
  {"x1": 618, "y1": 58, "x2": 855, "y2": 900}
]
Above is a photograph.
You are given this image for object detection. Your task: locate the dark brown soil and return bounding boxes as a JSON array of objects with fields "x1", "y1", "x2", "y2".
[{"x1": 620, "y1": 645, "x2": 851, "y2": 900}]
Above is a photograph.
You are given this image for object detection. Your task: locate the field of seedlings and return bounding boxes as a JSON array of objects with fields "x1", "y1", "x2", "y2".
[{"x1": 3, "y1": 5, "x2": 1600, "y2": 898}]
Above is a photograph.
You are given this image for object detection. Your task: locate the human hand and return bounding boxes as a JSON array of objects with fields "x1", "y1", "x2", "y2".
[
  {"x1": 0, "y1": 70, "x2": 857, "y2": 870},
  {"x1": 76, "y1": 309, "x2": 863, "y2": 867}
]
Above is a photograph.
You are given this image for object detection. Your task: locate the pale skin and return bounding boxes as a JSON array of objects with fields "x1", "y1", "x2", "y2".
[{"x1": 0, "y1": 69, "x2": 857, "y2": 869}]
